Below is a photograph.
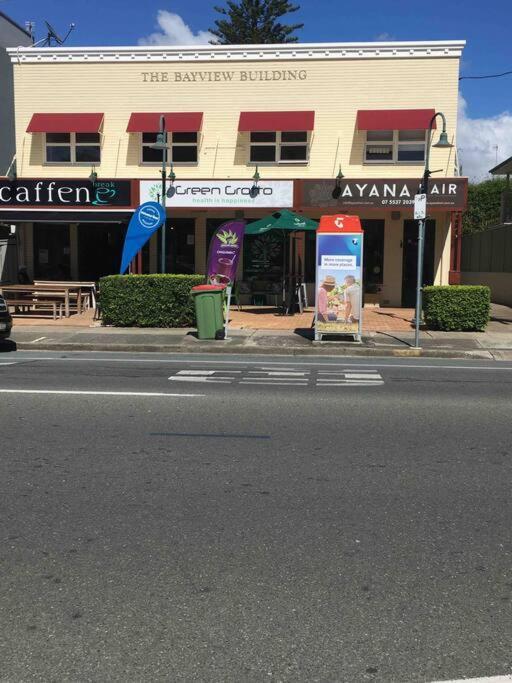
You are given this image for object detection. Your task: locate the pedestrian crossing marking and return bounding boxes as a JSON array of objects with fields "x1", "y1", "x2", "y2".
[{"x1": 168, "y1": 367, "x2": 384, "y2": 388}]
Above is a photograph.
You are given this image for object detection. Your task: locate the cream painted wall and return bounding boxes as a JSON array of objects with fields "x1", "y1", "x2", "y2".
[{"x1": 12, "y1": 56, "x2": 460, "y2": 181}]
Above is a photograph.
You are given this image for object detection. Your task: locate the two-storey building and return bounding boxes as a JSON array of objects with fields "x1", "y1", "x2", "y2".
[{"x1": 1, "y1": 39, "x2": 466, "y2": 306}]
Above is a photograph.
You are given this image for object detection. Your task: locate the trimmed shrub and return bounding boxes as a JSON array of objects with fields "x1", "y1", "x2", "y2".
[
  {"x1": 100, "y1": 274, "x2": 205, "y2": 327},
  {"x1": 422, "y1": 285, "x2": 490, "y2": 332}
]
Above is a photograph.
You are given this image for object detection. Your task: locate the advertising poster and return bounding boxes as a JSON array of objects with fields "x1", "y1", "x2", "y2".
[
  {"x1": 207, "y1": 220, "x2": 246, "y2": 286},
  {"x1": 315, "y1": 215, "x2": 363, "y2": 339}
]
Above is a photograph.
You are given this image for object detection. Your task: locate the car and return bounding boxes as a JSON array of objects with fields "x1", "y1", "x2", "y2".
[{"x1": 0, "y1": 294, "x2": 12, "y2": 339}]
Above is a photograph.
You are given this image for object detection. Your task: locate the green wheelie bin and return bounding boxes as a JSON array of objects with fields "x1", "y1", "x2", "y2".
[{"x1": 191, "y1": 284, "x2": 226, "y2": 340}]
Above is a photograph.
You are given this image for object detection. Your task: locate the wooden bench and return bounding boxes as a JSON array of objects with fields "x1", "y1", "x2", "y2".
[{"x1": 5, "y1": 298, "x2": 59, "y2": 319}]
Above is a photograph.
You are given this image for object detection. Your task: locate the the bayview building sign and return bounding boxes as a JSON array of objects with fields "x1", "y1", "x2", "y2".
[
  {"x1": 141, "y1": 69, "x2": 308, "y2": 83},
  {"x1": 0, "y1": 179, "x2": 132, "y2": 207},
  {"x1": 302, "y1": 178, "x2": 467, "y2": 210}
]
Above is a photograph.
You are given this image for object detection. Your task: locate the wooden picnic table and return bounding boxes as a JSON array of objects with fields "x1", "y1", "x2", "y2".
[
  {"x1": 34, "y1": 280, "x2": 97, "y2": 309},
  {"x1": 1, "y1": 283, "x2": 85, "y2": 318}
]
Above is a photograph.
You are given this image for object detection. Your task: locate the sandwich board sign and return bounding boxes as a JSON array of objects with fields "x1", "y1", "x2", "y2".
[{"x1": 315, "y1": 214, "x2": 364, "y2": 342}]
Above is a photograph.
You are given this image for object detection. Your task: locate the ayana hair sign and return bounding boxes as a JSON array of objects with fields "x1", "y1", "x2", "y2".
[
  {"x1": 139, "y1": 180, "x2": 293, "y2": 208},
  {"x1": 302, "y1": 178, "x2": 467, "y2": 210}
]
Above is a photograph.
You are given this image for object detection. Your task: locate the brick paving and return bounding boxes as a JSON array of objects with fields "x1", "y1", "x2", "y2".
[{"x1": 229, "y1": 306, "x2": 415, "y2": 332}]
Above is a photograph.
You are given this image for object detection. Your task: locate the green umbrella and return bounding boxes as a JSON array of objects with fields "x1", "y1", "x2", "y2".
[
  {"x1": 244, "y1": 209, "x2": 318, "y2": 235},
  {"x1": 244, "y1": 210, "x2": 318, "y2": 314}
]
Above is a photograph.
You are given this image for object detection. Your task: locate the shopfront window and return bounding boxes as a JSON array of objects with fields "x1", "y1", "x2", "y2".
[
  {"x1": 45, "y1": 133, "x2": 101, "y2": 164},
  {"x1": 141, "y1": 132, "x2": 198, "y2": 164},
  {"x1": 77, "y1": 223, "x2": 126, "y2": 281},
  {"x1": 364, "y1": 130, "x2": 426, "y2": 164},
  {"x1": 250, "y1": 131, "x2": 309, "y2": 163}
]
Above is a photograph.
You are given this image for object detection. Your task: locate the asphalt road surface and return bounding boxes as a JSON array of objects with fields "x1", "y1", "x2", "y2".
[{"x1": 2, "y1": 350, "x2": 512, "y2": 683}]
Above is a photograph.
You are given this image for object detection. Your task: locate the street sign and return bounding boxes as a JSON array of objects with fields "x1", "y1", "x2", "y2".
[{"x1": 414, "y1": 193, "x2": 427, "y2": 219}]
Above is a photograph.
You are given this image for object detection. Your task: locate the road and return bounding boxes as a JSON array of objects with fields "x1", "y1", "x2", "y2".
[{"x1": 1, "y1": 350, "x2": 512, "y2": 682}]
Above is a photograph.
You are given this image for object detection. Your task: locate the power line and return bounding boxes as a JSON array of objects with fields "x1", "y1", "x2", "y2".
[{"x1": 459, "y1": 69, "x2": 512, "y2": 80}]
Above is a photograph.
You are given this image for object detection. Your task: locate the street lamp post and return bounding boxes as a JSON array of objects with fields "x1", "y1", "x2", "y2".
[
  {"x1": 413, "y1": 112, "x2": 453, "y2": 348},
  {"x1": 149, "y1": 115, "x2": 170, "y2": 274}
]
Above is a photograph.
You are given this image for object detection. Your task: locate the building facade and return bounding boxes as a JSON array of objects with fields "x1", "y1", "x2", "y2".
[{"x1": 2, "y1": 40, "x2": 466, "y2": 305}]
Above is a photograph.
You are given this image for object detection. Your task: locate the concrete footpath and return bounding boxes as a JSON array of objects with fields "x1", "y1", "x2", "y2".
[{"x1": 5, "y1": 324, "x2": 512, "y2": 359}]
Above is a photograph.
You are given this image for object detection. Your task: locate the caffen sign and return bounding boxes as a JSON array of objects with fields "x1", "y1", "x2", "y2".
[
  {"x1": 139, "y1": 180, "x2": 293, "y2": 208},
  {"x1": 0, "y1": 179, "x2": 132, "y2": 207}
]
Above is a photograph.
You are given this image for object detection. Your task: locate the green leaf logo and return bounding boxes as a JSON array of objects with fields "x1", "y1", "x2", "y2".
[{"x1": 217, "y1": 229, "x2": 238, "y2": 245}]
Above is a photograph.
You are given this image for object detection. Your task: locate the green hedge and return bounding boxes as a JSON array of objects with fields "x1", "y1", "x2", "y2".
[
  {"x1": 99, "y1": 274, "x2": 205, "y2": 327},
  {"x1": 422, "y1": 285, "x2": 490, "y2": 332}
]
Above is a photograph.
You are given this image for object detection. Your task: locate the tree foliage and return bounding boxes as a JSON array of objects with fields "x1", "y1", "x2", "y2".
[
  {"x1": 463, "y1": 177, "x2": 508, "y2": 234},
  {"x1": 209, "y1": 0, "x2": 303, "y2": 44}
]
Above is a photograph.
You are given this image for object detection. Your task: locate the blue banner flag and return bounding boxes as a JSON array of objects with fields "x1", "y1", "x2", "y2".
[{"x1": 120, "y1": 202, "x2": 166, "y2": 274}]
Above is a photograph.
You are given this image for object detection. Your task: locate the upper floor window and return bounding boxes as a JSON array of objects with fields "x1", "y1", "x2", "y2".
[
  {"x1": 364, "y1": 129, "x2": 426, "y2": 164},
  {"x1": 45, "y1": 133, "x2": 101, "y2": 164},
  {"x1": 141, "y1": 132, "x2": 198, "y2": 164},
  {"x1": 250, "y1": 131, "x2": 309, "y2": 163}
]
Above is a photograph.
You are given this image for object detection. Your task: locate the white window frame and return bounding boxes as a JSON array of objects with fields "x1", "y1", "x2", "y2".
[
  {"x1": 364, "y1": 130, "x2": 427, "y2": 165},
  {"x1": 43, "y1": 132, "x2": 101, "y2": 165},
  {"x1": 249, "y1": 131, "x2": 310, "y2": 165},
  {"x1": 139, "y1": 132, "x2": 199, "y2": 166}
]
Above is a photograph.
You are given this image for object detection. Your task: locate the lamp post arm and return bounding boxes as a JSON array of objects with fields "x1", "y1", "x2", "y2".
[{"x1": 422, "y1": 112, "x2": 448, "y2": 193}]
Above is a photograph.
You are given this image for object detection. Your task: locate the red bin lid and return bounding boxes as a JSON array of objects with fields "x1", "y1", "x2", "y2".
[{"x1": 191, "y1": 284, "x2": 226, "y2": 292}]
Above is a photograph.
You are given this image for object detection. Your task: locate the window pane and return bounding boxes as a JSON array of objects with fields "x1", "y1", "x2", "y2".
[
  {"x1": 281, "y1": 131, "x2": 307, "y2": 143},
  {"x1": 365, "y1": 145, "x2": 393, "y2": 161},
  {"x1": 76, "y1": 145, "x2": 101, "y2": 162},
  {"x1": 366, "y1": 130, "x2": 393, "y2": 141},
  {"x1": 250, "y1": 132, "x2": 276, "y2": 143},
  {"x1": 76, "y1": 133, "x2": 100, "y2": 143},
  {"x1": 46, "y1": 133, "x2": 70, "y2": 144},
  {"x1": 172, "y1": 145, "x2": 197, "y2": 163},
  {"x1": 173, "y1": 132, "x2": 197, "y2": 143},
  {"x1": 397, "y1": 144, "x2": 425, "y2": 162},
  {"x1": 142, "y1": 132, "x2": 159, "y2": 143},
  {"x1": 280, "y1": 145, "x2": 308, "y2": 161},
  {"x1": 46, "y1": 145, "x2": 71, "y2": 162},
  {"x1": 398, "y1": 129, "x2": 425, "y2": 142},
  {"x1": 142, "y1": 145, "x2": 164, "y2": 162},
  {"x1": 250, "y1": 145, "x2": 276, "y2": 162}
]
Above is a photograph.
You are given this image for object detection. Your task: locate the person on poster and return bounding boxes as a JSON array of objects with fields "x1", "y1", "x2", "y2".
[
  {"x1": 343, "y1": 275, "x2": 361, "y2": 323},
  {"x1": 317, "y1": 275, "x2": 336, "y2": 322}
]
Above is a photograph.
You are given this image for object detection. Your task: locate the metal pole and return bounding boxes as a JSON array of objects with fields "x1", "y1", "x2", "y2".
[{"x1": 160, "y1": 115, "x2": 167, "y2": 274}]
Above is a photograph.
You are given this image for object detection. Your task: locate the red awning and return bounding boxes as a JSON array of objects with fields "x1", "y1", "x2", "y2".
[
  {"x1": 126, "y1": 113, "x2": 203, "y2": 133},
  {"x1": 27, "y1": 113, "x2": 104, "y2": 133},
  {"x1": 238, "y1": 111, "x2": 315, "y2": 132},
  {"x1": 356, "y1": 109, "x2": 436, "y2": 131}
]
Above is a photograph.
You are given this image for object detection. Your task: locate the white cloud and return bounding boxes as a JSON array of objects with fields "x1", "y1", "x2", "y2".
[
  {"x1": 139, "y1": 9, "x2": 214, "y2": 46},
  {"x1": 457, "y1": 93, "x2": 512, "y2": 181},
  {"x1": 374, "y1": 32, "x2": 396, "y2": 41}
]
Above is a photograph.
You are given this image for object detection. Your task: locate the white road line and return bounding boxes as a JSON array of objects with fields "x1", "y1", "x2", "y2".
[
  {"x1": 344, "y1": 373, "x2": 382, "y2": 379},
  {"x1": 317, "y1": 381, "x2": 384, "y2": 387},
  {"x1": 175, "y1": 369, "x2": 242, "y2": 375},
  {"x1": 248, "y1": 371, "x2": 308, "y2": 377},
  {"x1": 240, "y1": 381, "x2": 309, "y2": 386},
  {"x1": 0, "y1": 389, "x2": 204, "y2": 398},
  {"x1": 169, "y1": 376, "x2": 232, "y2": 383},
  {"x1": 30, "y1": 336, "x2": 48, "y2": 343},
  {"x1": 0, "y1": 362, "x2": 16, "y2": 366},
  {"x1": 12, "y1": 355, "x2": 512, "y2": 371}
]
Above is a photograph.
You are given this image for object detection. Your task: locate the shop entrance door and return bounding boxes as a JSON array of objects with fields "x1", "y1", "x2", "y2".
[
  {"x1": 402, "y1": 219, "x2": 436, "y2": 307},
  {"x1": 33, "y1": 223, "x2": 71, "y2": 280},
  {"x1": 162, "y1": 218, "x2": 196, "y2": 274}
]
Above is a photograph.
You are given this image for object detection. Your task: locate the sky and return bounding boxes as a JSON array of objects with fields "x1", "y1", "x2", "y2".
[{"x1": 2, "y1": 0, "x2": 512, "y2": 180}]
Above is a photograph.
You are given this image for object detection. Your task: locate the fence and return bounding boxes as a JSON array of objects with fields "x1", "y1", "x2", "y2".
[{"x1": 461, "y1": 224, "x2": 512, "y2": 305}]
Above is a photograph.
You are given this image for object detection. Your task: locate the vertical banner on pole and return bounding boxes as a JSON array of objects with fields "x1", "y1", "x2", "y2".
[
  {"x1": 206, "y1": 220, "x2": 246, "y2": 339},
  {"x1": 315, "y1": 214, "x2": 364, "y2": 341}
]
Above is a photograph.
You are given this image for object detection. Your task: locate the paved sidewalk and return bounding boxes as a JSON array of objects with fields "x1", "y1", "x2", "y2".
[{"x1": 4, "y1": 323, "x2": 512, "y2": 359}]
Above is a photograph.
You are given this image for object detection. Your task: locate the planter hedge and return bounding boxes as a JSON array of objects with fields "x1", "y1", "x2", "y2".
[
  {"x1": 422, "y1": 285, "x2": 490, "y2": 331},
  {"x1": 100, "y1": 274, "x2": 205, "y2": 327}
]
